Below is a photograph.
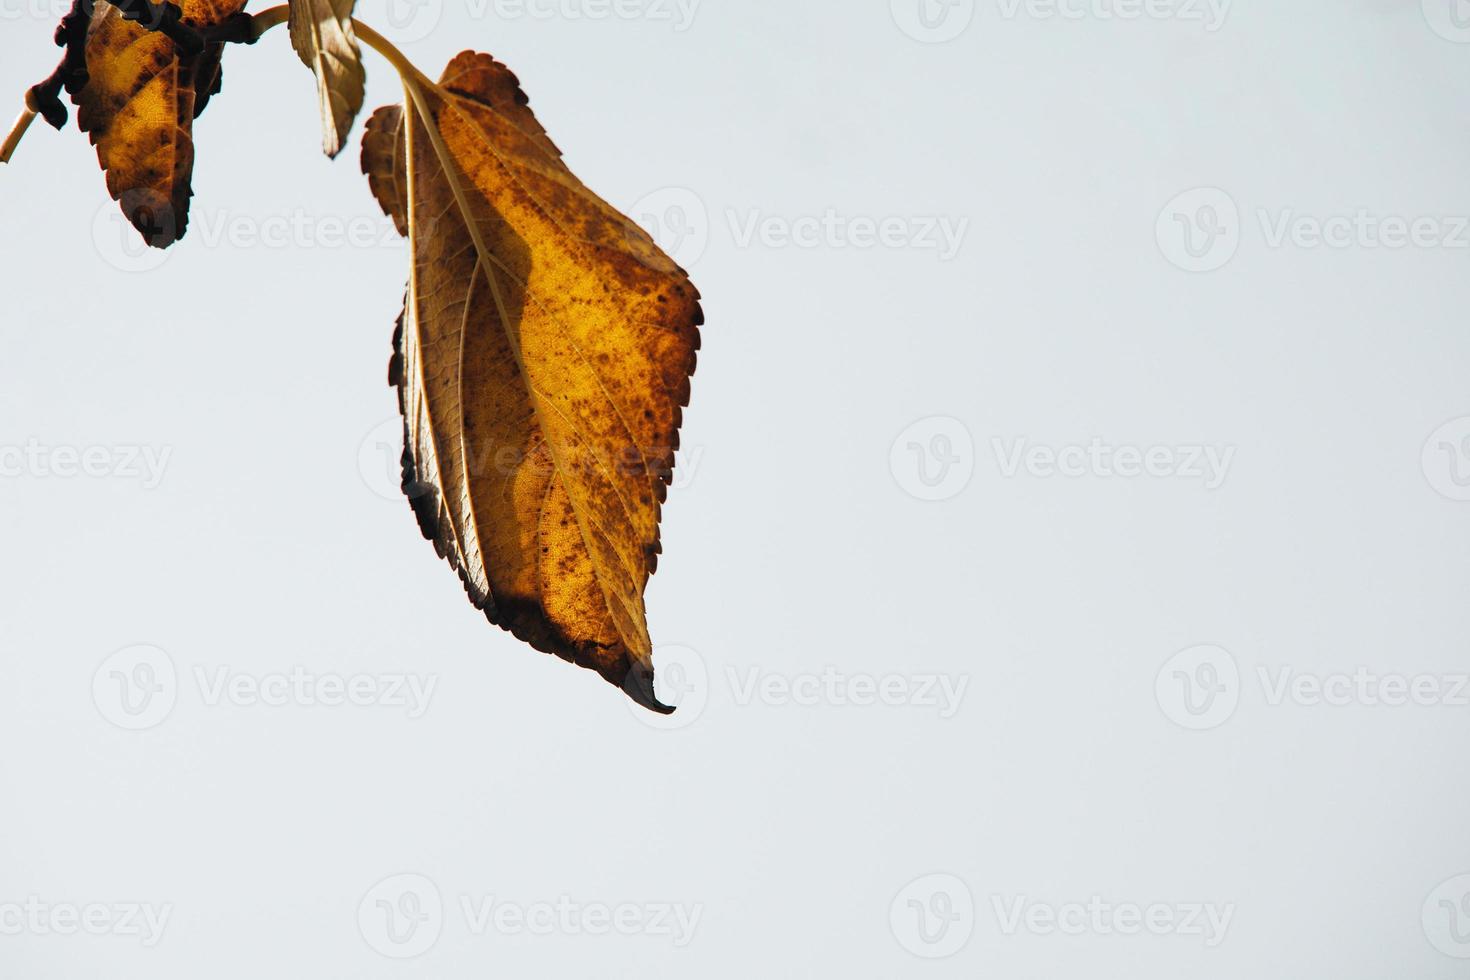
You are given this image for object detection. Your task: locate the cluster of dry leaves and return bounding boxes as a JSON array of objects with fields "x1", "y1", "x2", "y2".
[{"x1": 7, "y1": 0, "x2": 703, "y2": 711}]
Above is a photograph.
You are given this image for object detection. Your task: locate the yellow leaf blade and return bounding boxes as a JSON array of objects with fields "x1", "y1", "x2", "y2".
[{"x1": 364, "y1": 52, "x2": 702, "y2": 711}]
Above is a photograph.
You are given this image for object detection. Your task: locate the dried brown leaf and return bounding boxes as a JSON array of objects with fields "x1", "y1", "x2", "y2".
[
  {"x1": 70, "y1": 0, "x2": 246, "y2": 247},
  {"x1": 362, "y1": 51, "x2": 702, "y2": 711}
]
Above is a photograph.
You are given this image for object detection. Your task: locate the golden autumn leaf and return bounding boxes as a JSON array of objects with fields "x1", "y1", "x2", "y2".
[
  {"x1": 361, "y1": 51, "x2": 702, "y2": 711},
  {"x1": 287, "y1": 0, "x2": 365, "y2": 158},
  {"x1": 71, "y1": 0, "x2": 246, "y2": 247}
]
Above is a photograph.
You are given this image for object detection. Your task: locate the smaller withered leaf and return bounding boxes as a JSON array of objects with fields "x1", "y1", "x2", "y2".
[
  {"x1": 361, "y1": 52, "x2": 703, "y2": 712},
  {"x1": 71, "y1": 0, "x2": 247, "y2": 248},
  {"x1": 287, "y1": 0, "x2": 365, "y2": 158},
  {"x1": 360, "y1": 103, "x2": 405, "y2": 236}
]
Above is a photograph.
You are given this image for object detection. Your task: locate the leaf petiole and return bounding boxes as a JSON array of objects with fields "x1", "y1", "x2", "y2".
[
  {"x1": 350, "y1": 19, "x2": 436, "y2": 90},
  {"x1": 250, "y1": 7, "x2": 432, "y2": 90},
  {"x1": 246, "y1": 4, "x2": 290, "y2": 38}
]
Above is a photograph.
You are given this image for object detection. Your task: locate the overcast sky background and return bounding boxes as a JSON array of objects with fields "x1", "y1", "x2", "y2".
[{"x1": 3, "y1": 0, "x2": 1470, "y2": 977}]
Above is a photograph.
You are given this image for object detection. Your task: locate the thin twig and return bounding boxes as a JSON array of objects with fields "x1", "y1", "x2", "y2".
[
  {"x1": 253, "y1": 9, "x2": 433, "y2": 89},
  {"x1": 0, "y1": 107, "x2": 37, "y2": 164}
]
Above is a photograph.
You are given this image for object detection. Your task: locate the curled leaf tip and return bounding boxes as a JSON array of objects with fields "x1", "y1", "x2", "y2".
[{"x1": 624, "y1": 667, "x2": 676, "y2": 715}]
